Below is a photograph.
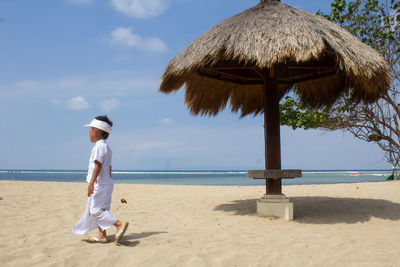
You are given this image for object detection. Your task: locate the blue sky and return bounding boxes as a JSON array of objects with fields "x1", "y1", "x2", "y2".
[{"x1": 0, "y1": 0, "x2": 390, "y2": 170}]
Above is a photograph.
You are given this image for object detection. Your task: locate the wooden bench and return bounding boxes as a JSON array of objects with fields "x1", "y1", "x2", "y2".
[{"x1": 247, "y1": 169, "x2": 302, "y2": 179}]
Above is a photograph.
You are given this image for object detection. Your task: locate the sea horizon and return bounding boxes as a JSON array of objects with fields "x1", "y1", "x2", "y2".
[
  {"x1": 0, "y1": 168, "x2": 394, "y2": 173},
  {"x1": 0, "y1": 169, "x2": 393, "y2": 186}
]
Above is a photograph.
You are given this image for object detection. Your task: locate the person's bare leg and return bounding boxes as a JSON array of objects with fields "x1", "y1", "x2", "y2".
[
  {"x1": 114, "y1": 220, "x2": 127, "y2": 231},
  {"x1": 97, "y1": 227, "x2": 108, "y2": 241}
]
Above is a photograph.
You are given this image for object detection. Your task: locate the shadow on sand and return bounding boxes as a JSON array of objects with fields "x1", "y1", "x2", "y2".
[
  {"x1": 214, "y1": 197, "x2": 400, "y2": 224},
  {"x1": 113, "y1": 231, "x2": 168, "y2": 247},
  {"x1": 82, "y1": 231, "x2": 167, "y2": 247}
]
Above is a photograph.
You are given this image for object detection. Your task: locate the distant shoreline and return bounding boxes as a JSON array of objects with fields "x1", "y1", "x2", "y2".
[
  {"x1": 0, "y1": 169, "x2": 394, "y2": 172},
  {"x1": 0, "y1": 169, "x2": 392, "y2": 186}
]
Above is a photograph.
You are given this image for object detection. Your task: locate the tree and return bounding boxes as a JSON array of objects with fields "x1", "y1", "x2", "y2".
[{"x1": 280, "y1": 0, "x2": 400, "y2": 176}]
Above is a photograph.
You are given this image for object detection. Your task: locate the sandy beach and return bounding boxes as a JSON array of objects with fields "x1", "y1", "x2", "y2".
[{"x1": 1, "y1": 180, "x2": 400, "y2": 266}]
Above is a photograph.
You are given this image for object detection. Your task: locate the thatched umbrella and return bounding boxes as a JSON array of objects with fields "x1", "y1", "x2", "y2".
[{"x1": 159, "y1": 0, "x2": 391, "y2": 196}]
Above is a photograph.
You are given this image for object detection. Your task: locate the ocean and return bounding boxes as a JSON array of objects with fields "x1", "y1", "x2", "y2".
[{"x1": 0, "y1": 169, "x2": 393, "y2": 186}]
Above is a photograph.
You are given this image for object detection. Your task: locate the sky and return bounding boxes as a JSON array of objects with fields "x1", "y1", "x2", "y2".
[{"x1": 0, "y1": 0, "x2": 391, "y2": 170}]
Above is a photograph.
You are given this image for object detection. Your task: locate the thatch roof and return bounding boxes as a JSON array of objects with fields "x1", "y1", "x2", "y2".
[{"x1": 159, "y1": 0, "x2": 391, "y2": 117}]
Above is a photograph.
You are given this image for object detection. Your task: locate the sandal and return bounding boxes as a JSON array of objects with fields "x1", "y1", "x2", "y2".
[
  {"x1": 86, "y1": 236, "x2": 108, "y2": 243},
  {"x1": 115, "y1": 222, "x2": 129, "y2": 244}
]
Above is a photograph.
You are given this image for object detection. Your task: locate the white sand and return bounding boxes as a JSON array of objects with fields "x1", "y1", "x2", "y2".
[{"x1": 1, "y1": 180, "x2": 400, "y2": 266}]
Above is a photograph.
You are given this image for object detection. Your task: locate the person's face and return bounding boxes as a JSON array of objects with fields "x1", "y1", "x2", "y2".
[{"x1": 89, "y1": 127, "x2": 99, "y2": 143}]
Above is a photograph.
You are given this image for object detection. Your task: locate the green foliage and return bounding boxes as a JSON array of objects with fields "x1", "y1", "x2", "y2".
[
  {"x1": 280, "y1": 0, "x2": 399, "y2": 130},
  {"x1": 280, "y1": 96, "x2": 332, "y2": 130},
  {"x1": 279, "y1": 0, "x2": 400, "y2": 170}
]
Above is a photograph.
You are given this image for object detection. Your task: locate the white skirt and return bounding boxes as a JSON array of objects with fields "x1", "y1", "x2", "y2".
[{"x1": 72, "y1": 183, "x2": 117, "y2": 234}]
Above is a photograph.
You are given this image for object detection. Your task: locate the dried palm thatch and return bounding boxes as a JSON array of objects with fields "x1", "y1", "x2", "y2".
[{"x1": 159, "y1": 0, "x2": 391, "y2": 117}]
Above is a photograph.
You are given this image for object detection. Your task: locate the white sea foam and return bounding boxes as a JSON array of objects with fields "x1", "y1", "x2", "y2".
[
  {"x1": 304, "y1": 171, "x2": 390, "y2": 175},
  {"x1": 1, "y1": 170, "x2": 387, "y2": 176},
  {"x1": 305, "y1": 172, "x2": 347, "y2": 175},
  {"x1": 6, "y1": 171, "x2": 86, "y2": 174},
  {"x1": 0, "y1": 169, "x2": 390, "y2": 185},
  {"x1": 112, "y1": 171, "x2": 246, "y2": 175}
]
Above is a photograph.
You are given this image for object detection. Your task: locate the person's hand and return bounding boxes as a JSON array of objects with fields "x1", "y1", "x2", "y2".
[{"x1": 88, "y1": 183, "x2": 94, "y2": 197}]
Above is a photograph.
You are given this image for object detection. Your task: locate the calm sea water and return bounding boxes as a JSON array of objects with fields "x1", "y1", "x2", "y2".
[{"x1": 0, "y1": 169, "x2": 392, "y2": 186}]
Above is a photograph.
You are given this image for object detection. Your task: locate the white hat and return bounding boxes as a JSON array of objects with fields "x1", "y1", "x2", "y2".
[{"x1": 84, "y1": 119, "x2": 112, "y2": 134}]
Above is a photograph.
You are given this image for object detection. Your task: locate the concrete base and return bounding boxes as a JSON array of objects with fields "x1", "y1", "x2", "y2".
[{"x1": 257, "y1": 194, "x2": 293, "y2": 220}]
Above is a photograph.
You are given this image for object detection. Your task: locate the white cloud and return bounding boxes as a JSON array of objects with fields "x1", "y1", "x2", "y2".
[
  {"x1": 111, "y1": 27, "x2": 141, "y2": 46},
  {"x1": 66, "y1": 96, "x2": 89, "y2": 110},
  {"x1": 110, "y1": 0, "x2": 170, "y2": 18},
  {"x1": 159, "y1": 117, "x2": 173, "y2": 125},
  {"x1": 66, "y1": 0, "x2": 93, "y2": 4},
  {"x1": 109, "y1": 27, "x2": 167, "y2": 53},
  {"x1": 99, "y1": 98, "x2": 120, "y2": 112},
  {"x1": 141, "y1": 37, "x2": 167, "y2": 53},
  {"x1": 0, "y1": 71, "x2": 159, "y2": 99}
]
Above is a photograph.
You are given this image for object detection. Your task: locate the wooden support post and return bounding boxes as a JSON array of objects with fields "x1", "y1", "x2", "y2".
[{"x1": 264, "y1": 66, "x2": 282, "y2": 195}]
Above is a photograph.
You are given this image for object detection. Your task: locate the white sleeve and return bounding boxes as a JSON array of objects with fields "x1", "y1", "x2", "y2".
[{"x1": 92, "y1": 143, "x2": 107, "y2": 164}]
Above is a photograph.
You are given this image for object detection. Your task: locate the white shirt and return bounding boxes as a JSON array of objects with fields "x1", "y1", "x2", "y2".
[{"x1": 86, "y1": 139, "x2": 113, "y2": 185}]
